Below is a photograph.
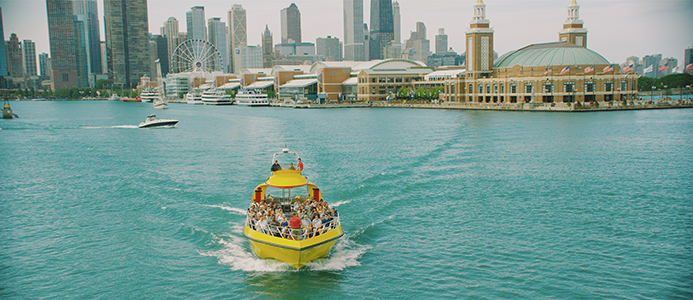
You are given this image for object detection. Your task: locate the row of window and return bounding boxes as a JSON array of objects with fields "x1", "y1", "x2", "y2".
[
  {"x1": 444, "y1": 80, "x2": 637, "y2": 95},
  {"x1": 358, "y1": 77, "x2": 422, "y2": 84}
]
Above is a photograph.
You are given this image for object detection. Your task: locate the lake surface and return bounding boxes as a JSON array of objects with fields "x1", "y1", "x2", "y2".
[{"x1": 1, "y1": 101, "x2": 692, "y2": 299}]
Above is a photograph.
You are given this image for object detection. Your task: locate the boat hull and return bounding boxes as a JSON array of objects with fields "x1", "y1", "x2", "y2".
[
  {"x1": 243, "y1": 224, "x2": 343, "y2": 268},
  {"x1": 138, "y1": 120, "x2": 178, "y2": 128}
]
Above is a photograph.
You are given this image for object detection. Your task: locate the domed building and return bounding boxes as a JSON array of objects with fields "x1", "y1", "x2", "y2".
[{"x1": 438, "y1": 0, "x2": 638, "y2": 104}]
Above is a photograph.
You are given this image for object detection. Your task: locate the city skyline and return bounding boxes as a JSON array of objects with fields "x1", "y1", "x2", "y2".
[{"x1": 2, "y1": 0, "x2": 692, "y2": 68}]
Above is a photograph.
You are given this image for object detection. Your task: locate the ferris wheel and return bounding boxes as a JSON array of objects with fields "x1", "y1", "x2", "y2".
[{"x1": 170, "y1": 39, "x2": 224, "y2": 74}]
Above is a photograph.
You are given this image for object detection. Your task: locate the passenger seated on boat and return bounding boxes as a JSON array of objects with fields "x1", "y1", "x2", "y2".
[
  {"x1": 289, "y1": 163, "x2": 296, "y2": 170},
  {"x1": 271, "y1": 160, "x2": 282, "y2": 172}
]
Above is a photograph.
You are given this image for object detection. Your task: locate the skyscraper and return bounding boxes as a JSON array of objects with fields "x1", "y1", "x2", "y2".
[
  {"x1": 343, "y1": 0, "x2": 365, "y2": 61},
  {"x1": 369, "y1": 0, "x2": 394, "y2": 60},
  {"x1": 22, "y1": 39, "x2": 37, "y2": 76},
  {"x1": 403, "y1": 22, "x2": 429, "y2": 62},
  {"x1": 104, "y1": 0, "x2": 150, "y2": 88},
  {"x1": 39, "y1": 53, "x2": 50, "y2": 78},
  {"x1": 435, "y1": 28, "x2": 448, "y2": 55},
  {"x1": 0, "y1": 8, "x2": 9, "y2": 80},
  {"x1": 281, "y1": 3, "x2": 301, "y2": 44},
  {"x1": 262, "y1": 25, "x2": 273, "y2": 68},
  {"x1": 685, "y1": 47, "x2": 693, "y2": 75},
  {"x1": 72, "y1": 0, "x2": 102, "y2": 74},
  {"x1": 208, "y1": 17, "x2": 228, "y2": 72},
  {"x1": 163, "y1": 17, "x2": 180, "y2": 66},
  {"x1": 6, "y1": 34, "x2": 23, "y2": 80},
  {"x1": 47, "y1": 0, "x2": 78, "y2": 89},
  {"x1": 229, "y1": 4, "x2": 247, "y2": 73},
  {"x1": 643, "y1": 54, "x2": 662, "y2": 78},
  {"x1": 316, "y1": 36, "x2": 343, "y2": 61},
  {"x1": 151, "y1": 34, "x2": 169, "y2": 76},
  {"x1": 392, "y1": 1, "x2": 401, "y2": 44},
  {"x1": 186, "y1": 6, "x2": 206, "y2": 40}
]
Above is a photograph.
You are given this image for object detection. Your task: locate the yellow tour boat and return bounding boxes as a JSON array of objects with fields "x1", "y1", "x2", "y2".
[{"x1": 243, "y1": 148, "x2": 343, "y2": 268}]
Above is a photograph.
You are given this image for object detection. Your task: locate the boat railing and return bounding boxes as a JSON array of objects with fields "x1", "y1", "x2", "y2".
[{"x1": 246, "y1": 214, "x2": 340, "y2": 241}]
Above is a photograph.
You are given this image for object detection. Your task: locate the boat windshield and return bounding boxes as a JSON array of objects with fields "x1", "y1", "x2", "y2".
[{"x1": 265, "y1": 186, "x2": 309, "y2": 203}]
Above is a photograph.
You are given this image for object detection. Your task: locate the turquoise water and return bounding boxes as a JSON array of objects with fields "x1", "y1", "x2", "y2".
[{"x1": 1, "y1": 101, "x2": 692, "y2": 299}]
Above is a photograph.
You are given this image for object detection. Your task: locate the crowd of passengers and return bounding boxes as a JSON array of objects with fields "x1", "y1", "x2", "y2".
[{"x1": 247, "y1": 196, "x2": 339, "y2": 240}]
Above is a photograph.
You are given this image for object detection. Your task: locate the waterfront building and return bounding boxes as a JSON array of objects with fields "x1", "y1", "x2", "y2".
[
  {"x1": 104, "y1": 0, "x2": 150, "y2": 88},
  {"x1": 685, "y1": 47, "x2": 693, "y2": 75},
  {"x1": 435, "y1": 29, "x2": 448, "y2": 55},
  {"x1": 229, "y1": 4, "x2": 247, "y2": 74},
  {"x1": 317, "y1": 36, "x2": 343, "y2": 61},
  {"x1": 73, "y1": 0, "x2": 102, "y2": 75},
  {"x1": 186, "y1": 6, "x2": 206, "y2": 40},
  {"x1": 281, "y1": 3, "x2": 302, "y2": 44},
  {"x1": 559, "y1": 0, "x2": 588, "y2": 47},
  {"x1": 393, "y1": 1, "x2": 401, "y2": 45},
  {"x1": 163, "y1": 17, "x2": 181, "y2": 66},
  {"x1": 436, "y1": 0, "x2": 636, "y2": 104},
  {"x1": 343, "y1": 0, "x2": 365, "y2": 61},
  {"x1": 262, "y1": 25, "x2": 274, "y2": 68},
  {"x1": 208, "y1": 17, "x2": 228, "y2": 73},
  {"x1": 0, "y1": 7, "x2": 7, "y2": 82},
  {"x1": 39, "y1": 53, "x2": 50, "y2": 78},
  {"x1": 22, "y1": 40, "x2": 37, "y2": 77},
  {"x1": 46, "y1": 0, "x2": 78, "y2": 89},
  {"x1": 369, "y1": 0, "x2": 394, "y2": 60}
]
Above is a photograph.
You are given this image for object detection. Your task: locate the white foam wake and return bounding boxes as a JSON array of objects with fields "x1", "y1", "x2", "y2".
[
  {"x1": 205, "y1": 204, "x2": 247, "y2": 215},
  {"x1": 330, "y1": 200, "x2": 351, "y2": 207},
  {"x1": 201, "y1": 223, "x2": 370, "y2": 272}
]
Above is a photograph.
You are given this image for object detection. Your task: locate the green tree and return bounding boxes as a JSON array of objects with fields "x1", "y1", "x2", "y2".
[{"x1": 95, "y1": 79, "x2": 109, "y2": 90}]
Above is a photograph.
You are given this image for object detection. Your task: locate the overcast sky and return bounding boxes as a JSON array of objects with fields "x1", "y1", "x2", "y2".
[{"x1": 2, "y1": 0, "x2": 692, "y2": 67}]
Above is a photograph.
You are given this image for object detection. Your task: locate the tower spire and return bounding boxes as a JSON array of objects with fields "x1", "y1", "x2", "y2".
[
  {"x1": 559, "y1": 0, "x2": 588, "y2": 47},
  {"x1": 465, "y1": 0, "x2": 494, "y2": 76}
]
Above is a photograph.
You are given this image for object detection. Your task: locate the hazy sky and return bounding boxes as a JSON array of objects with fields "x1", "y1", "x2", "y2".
[{"x1": 2, "y1": 0, "x2": 692, "y2": 67}]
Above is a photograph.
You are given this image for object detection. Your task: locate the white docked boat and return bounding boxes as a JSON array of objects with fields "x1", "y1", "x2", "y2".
[
  {"x1": 235, "y1": 89, "x2": 269, "y2": 106},
  {"x1": 153, "y1": 98, "x2": 168, "y2": 109},
  {"x1": 185, "y1": 92, "x2": 203, "y2": 105},
  {"x1": 108, "y1": 94, "x2": 121, "y2": 101},
  {"x1": 138, "y1": 115, "x2": 178, "y2": 128},
  {"x1": 140, "y1": 89, "x2": 160, "y2": 103},
  {"x1": 201, "y1": 89, "x2": 234, "y2": 105}
]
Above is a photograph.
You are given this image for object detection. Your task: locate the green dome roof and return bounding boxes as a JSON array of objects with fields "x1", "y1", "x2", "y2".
[{"x1": 494, "y1": 42, "x2": 609, "y2": 68}]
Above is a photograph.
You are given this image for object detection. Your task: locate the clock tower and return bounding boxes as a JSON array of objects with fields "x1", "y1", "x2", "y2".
[
  {"x1": 465, "y1": 0, "x2": 494, "y2": 78},
  {"x1": 559, "y1": 0, "x2": 588, "y2": 47}
]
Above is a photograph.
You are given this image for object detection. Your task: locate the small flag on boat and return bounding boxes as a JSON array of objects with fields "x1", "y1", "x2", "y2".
[
  {"x1": 603, "y1": 64, "x2": 614, "y2": 73},
  {"x1": 560, "y1": 66, "x2": 570, "y2": 75},
  {"x1": 584, "y1": 65, "x2": 594, "y2": 73}
]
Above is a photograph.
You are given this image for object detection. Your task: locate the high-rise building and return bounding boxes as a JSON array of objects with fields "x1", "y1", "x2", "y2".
[
  {"x1": 100, "y1": 41, "x2": 107, "y2": 75},
  {"x1": 104, "y1": 0, "x2": 150, "y2": 88},
  {"x1": 163, "y1": 17, "x2": 180, "y2": 66},
  {"x1": 369, "y1": 0, "x2": 394, "y2": 60},
  {"x1": 403, "y1": 22, "x2": 430, "y2": 62},
  {"x1": 208, "y1": 17, "x2": 228, "y2": 72},
  {"x1": 22, "y1": 39, "x2": 37, "y2": 76},
  {"x1": 39, "y1": 53, "x2": 50, "y2": 78},
  {"x1": 393, "y1": 1, "x2": 401, "y2": 44},
  {"x1": 262, "y1": 25, "x2": 274, "y2": 68},
  {"x1": 363, "y1": 23, "x2": 369, "y2": 61},
  {"x1": 343, "y1": 0, "x2": 365, "y2": 61},
  {"x1": 0, "y1": 8, "x2": 7, "y2": 80},
  {"x1": 685, "y1": 47, "x2": 693, "y2": 75},
  {"x1": 46, "y1": 0, "x2": 78, "y2": 89},
  {"x1": 233, "y1": 45, "x2": 263, "y2": 73},
  {"x1": 435, "y1": 28, "x2": 448, "y2": 55},
  {"x1": 559, "y1": 0, "x2": 587, "y2": 47},
  {"x1": 151, "y1": 34, "x2": 169, "y2": 77},
  {"x1": 186, "y1": 6, "x2": 206, "y2": 40},
  {"x1": 281, "y1": 3, "x2": 301, "y2": 44},
  {"x1": 228, "y1": 4, "x2": 247, "y2": 74},
  {"x1": 465, "y1": 0, "x2": 494, "y2": 76},
  {"x1": 73, "y1": 0, "x2": 102, "y2": 74},
  {"x1": 317, "y1": 36, "x2": 343, "y2": 61},
  {"x1": 643, "y1": 54, "x2": 662, "y2": 78},
  {"x1": 6, "y1": 33, "x2": 23, "y2": 79}
]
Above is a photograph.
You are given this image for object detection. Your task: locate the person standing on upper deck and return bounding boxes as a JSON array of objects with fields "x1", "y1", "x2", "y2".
[{"x1": 297, "y1": 158, "x2": 303, "y2": 172}]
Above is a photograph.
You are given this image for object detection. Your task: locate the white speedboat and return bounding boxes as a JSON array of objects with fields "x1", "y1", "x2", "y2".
[
  {"x1": 108, "y1": 94, "x2": 121, "y2": 101},
  {"x1": 140, "y1": 89, "x2": 160, "y2": 103},
  {"x1": 201, "y1": 89, "x2": 234, "y2": 105},
  {"x1": 185, "y1": 92, "x2": 203, "y2": 105},
  {"x1": 235, "y1": 89, "x2": 269, "y2": 106},
  {"x1": 153, "y1": 98, "x2": 168, "y2": 109},
  {"x1": 138, "y1": 114, "x2": 178, "y2": 128}
]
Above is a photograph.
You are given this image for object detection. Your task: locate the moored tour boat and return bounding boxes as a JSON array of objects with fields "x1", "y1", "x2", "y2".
[
  {"x1": 138, "y1": 114, "x2": 178, "y2": 128},
  {"x1": 121, "y1": 97, "x2": 141, "y2": 102},
  {"x1": 235, "y1": 89, "x2": 269, "y2": 106},
  {"x1": 139, "y1": 89, "x2": 160, "y2": 103},
  {"x1": 201, "y1": 89, "x2": 234, "y2": 105},
  {"x1": 243, "y1": 148, "x2": 343, "y2": 268},
  {"x1": 185, "y1": 91, "x2": 203, "y2": 105}
]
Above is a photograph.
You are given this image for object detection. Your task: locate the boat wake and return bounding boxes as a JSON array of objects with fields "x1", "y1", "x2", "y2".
[
  {"x1": 330, "y1": 200, "x2": 351, "y2": 207},
  {"x1": 79, "y1": 125, "x2": 139, "y2": 129},
  {"x1": 201, "y1": 223, "x2": 370, "y2": 272},
  {"x1": 205, "y1": 204, "x2": 247, "y2": 216}
]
